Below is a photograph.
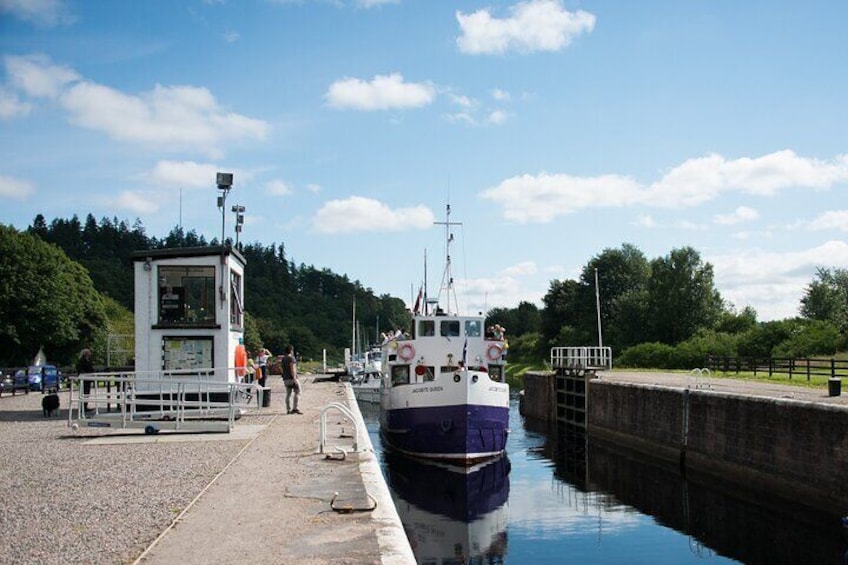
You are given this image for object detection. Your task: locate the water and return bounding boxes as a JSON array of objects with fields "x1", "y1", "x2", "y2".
[{"x1": 360, "y1": 393, "x2": 847, "y2": 564}]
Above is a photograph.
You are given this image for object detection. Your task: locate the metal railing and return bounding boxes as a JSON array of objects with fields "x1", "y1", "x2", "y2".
[
  {"x1": 551, "y1": 347, "x2": 613, "y2": 371},
  {"x1": 68, "y1": 369, "x2": 262, "y2": 434}
]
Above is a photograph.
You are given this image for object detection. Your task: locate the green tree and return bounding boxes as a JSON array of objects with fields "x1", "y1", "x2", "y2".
[
  {"x1": 800, "y1": 267, "x2": 848, "y2": 333},
  {"x1": 0, "y1": 225, "x2": 107, "y2": 365},
  {"x1": 582, "y1": 244, "x2": 651, "y2": 351},
  {"x1": 646, "y1": 246, "x2": 724, "y2": 345}
]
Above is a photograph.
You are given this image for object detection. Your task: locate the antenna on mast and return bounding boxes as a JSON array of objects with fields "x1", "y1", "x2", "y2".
[{"x1": 434, "y1": 203, "x2": 462, "y2": 315}]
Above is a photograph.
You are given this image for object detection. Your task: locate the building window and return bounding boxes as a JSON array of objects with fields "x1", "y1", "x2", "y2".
[
  {"x1": 230, "y1": 271, "x2": 243, "y2": 328},
  {"x1": 158, "y1": 266, "x2": 216, "y2": 325}
]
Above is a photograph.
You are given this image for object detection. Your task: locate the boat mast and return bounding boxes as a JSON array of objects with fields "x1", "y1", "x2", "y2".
[{"x1": 434, "y1": 203, "x2": 461, "y2": 315}]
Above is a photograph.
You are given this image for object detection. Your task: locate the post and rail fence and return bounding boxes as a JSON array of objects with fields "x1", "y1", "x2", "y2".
[{"x1": 706, "y1": 355, "x2": 848, "y2": 382}]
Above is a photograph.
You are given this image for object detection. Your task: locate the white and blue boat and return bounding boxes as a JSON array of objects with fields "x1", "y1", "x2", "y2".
[{"x1": 379, "y1": 205, "x2": 510, "y2": 465}]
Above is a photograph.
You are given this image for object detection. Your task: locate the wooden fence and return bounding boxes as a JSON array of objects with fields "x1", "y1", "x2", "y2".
[{"x1": 706, "y1": 355, "x2": 848, "y2": 382}]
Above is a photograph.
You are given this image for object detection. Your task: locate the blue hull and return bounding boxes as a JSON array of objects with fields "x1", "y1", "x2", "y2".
[{"x1": 382, "y1": 403, "x2": 509, "y2": 463}]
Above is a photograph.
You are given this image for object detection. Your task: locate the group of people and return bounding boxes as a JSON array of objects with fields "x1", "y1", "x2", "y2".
[{"x1": 245, "y1": 346, "x2": 302, "y2": 415}]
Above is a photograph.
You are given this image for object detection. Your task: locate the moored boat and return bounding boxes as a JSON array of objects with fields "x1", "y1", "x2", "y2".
[{"x1": 379, "y1": 205, "x2": 510, "y2": 465}]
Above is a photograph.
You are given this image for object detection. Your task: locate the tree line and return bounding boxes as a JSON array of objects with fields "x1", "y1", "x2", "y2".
[
  {"x1": 486, "y1": 243, "x2": 847, "y2": 368},
  {"x1": 0, "y1": 215, "x2": 409, "y2": 366},
  {"x1": 2, "y1": 215, "x2": 844, "y2": 370}
]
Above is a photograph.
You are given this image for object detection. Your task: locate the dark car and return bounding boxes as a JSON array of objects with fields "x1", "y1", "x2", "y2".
[{"x1": 0, "y1": 370, "x2": 30, "y2": 396}]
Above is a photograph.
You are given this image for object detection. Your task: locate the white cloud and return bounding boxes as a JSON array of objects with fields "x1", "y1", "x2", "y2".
[
  {"x1": 312, "y1": 196, "x2": 434, "y2": 233},
  {"x1": 480, "y1": 172, "x2": 641, "y2": 222},
  {"x1": 709, "y1": 240, "x2": 848, "y2": 321},
  {"x1": 456, "y1": 0, "x2": 596, "y2": 55},
  {"x1": 60, "y1": 81, "x2": 267, "y2": 157},
  {"x1": 223, "y1": 31, "x2": 240, "y2": 43},
  {"x1": 0, "y1": 0, "x2": 75, "y2": 27},
  {"x1": 113, "y1": 190, "x2": 160, "y2": 214},
  {"x1": 501, "y1": 261, "x2": 537, "y2": 276},
  {"x1": 488, "y1": 109, "x2": 507, "y2": 124},
  {"x1": 456, "y1": 274, "x2": 544, "y2": 316},
  {"x1": 0, "y1": 174, "x2": 35, "y2": 199},
  {"x1": 266, "y1": 179, "x2": 293, "y2": 196},
  {"x1": 5, "y1": 54, "x2": 267, "y2": 158},
  {"x1": 147, "y1": 161, "x2": 219, "y2": 188},
  {"x1": 480, "y1": 150, "x2": 848, "y2": 223},
  {"x1": 0, "y1": 88, "x2": 32, "y2": 119},
  {"x1": 491, "y1": 88, "x2": 511, "y2": 101},
  {"x1": 444, "y1": 112, "x2": 476, "y2": 125},
  {"x1": 325, "y1": 73, "x2": 436, "y2": 111},
  {"x1": 713, "y1": 205, "x2": 759, "y2": 225},
  {"x1": 448, "y1": 93, "x2": 476, "y2": 108},
  {"x1": 633, "y1": 214, "x2": 655, "y2": 228},
  {"x1": 306, "y1": 183, "x2": 322, "y2": 193},
  {"x1": 5, "y1": 54, "x2": 80, "y2": 99},
  {"x1": 807, "y1": 210, "x2": 848, "y2": 232}
]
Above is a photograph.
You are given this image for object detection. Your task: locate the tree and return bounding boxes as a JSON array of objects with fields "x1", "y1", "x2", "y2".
[
  {"x1": 582, "y1": 244, "x2": 651, "y2": 351},
  {"x1": 0, "y1": 225, "x2": 107, "y2": 365},
  {"x1": 645, "y1": 246, "x2": 724, "y2": 345},
  {"x1": 800, "y1": 267, "x2": 848, "y2": 333}
]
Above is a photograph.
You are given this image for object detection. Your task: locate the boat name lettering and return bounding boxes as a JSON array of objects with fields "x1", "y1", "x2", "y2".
[
  {"x1": 411, "y1": 386, "x2": 444, "y2": 393},
  {"x1": 489, "y1": 385, "x2": 507, "y2": 392}
]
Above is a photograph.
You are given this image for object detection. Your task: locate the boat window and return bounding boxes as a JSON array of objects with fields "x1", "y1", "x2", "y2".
[
  {"x1": 419, "y1": 320, "x2": 435, "y2": 337},
  {"x1": 440, "y1": 365, "x2": 459, "y2": 374},
  {"x1": 391, "y1": 365, "x2": 410, "y2": 386},
  {"x1": 465, "y1": 320, "x2": 481, "y2": 337},
  {"x1": 488, "y1": 364, "x2": 504, "y2": 382},
  {"x1": 422, "y1": 366, "x2": 435, "y2": 382},
  {"x1": 440, "y1": 320, "x2": 460, "y2": 337}
]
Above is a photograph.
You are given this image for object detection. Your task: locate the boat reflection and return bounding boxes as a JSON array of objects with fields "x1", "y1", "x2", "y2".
[{"x1": 383, "y1": 450, "x2": 511, "y2": 564}]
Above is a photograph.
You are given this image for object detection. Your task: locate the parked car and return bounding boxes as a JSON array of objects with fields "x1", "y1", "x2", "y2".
[
  {"x1": 41, "y1": 365, "x2": 62, "y2": 392},
  {"x1": 0, "y1": 370, "x2": 30, "y2": 396},
  {"x1": 27, "y1": 365, "x2": 43, "y2": 391}
]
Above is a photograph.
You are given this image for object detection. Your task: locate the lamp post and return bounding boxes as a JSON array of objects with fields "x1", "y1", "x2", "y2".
[
  {"x1": 231, "y1": 204, "x2": 245, "y2": 249},
  {"x1": 216, "y1": 172, "x2": 234, "y2": 249}
]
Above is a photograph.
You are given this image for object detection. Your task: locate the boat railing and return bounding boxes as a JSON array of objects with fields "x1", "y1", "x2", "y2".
[{"x1": 550, "y1": 347, "x2": 613, "y2": 371}]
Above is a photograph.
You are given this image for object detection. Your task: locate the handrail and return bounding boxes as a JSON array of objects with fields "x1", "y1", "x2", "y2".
[
  {"x1": 551, "y1": 346, "x2": 613, "y2": 370},
  {"x1": 319, "y1": 402, "x2": 360, "y2": 454}
]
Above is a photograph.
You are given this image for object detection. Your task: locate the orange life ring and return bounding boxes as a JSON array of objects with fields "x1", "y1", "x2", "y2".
[
  {"x1": 234, "y1": 344, "x2": 247, "y2": 377},
  {"x1": 398, "y1": 342, "x2": 416, "y2": 362},
  {"x1": 486, "y1": 343, "x2": 503, "y2": 361}
]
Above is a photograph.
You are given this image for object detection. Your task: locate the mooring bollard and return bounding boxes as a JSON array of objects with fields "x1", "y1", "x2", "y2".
[{"x1": 827, "y1": 377, "x2": 841, "y2": 397}]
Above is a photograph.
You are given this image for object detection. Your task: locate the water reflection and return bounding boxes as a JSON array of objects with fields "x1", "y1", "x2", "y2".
[
  {"x1": 383, "y1": 451, "x2": 510, "y2": 564},
  {"x1": 366, "y1": 399, "x2": 847, "y2": 564}
]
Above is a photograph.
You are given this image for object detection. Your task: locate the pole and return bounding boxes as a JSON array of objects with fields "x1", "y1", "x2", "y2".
[{"x1": 594, "y1": 267, "x2": 603, "y2": 348}]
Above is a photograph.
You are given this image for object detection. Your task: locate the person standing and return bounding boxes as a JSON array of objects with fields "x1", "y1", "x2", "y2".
[
  {"x1": 281, "y1": 345, "x2": 301, "y2": 415},
  {"x1": 76, "y1": 348, "x2": 94, "y2": 412},
  {"x1": 257, "y1": 348, "x2": 270, "y2": 387}
]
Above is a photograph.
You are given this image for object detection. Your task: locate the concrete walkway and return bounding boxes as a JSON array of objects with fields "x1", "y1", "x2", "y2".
[{"x1": 133, "y1": 378, "x2": 414, "y2": 565}]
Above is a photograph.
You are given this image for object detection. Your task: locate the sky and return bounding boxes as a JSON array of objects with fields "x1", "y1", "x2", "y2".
[{"x1": 1, "y1": 0, "x2": 847, "y2": 322}]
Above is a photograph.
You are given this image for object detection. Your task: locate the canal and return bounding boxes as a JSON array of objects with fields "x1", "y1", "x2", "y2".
[{"x1": 359, "y1": 392, "x2": 847, "y2": 564}]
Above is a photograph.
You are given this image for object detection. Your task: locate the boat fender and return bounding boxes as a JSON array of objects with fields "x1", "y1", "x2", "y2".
[
  {"x1": 398, "y1": 343, "x2": 416, "y2": 362},
  {"x1": 486, "y1": 343, "x2": 503, "y2": 361},
  {"x1": 441, "y1": 419, "x2": 453, "y2": 432}
]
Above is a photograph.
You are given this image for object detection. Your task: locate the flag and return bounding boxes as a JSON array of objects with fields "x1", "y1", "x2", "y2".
[
  {"x1": 413, "y1": 285, "x2": 423, "y2": 314},
  {"x1": 462, "y1": 338, "x2": 468, "y2": 366}
]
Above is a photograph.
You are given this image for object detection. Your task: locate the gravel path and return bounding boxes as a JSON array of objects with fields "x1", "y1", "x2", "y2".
[{"x1": 0, "y1": 386, "x2": 272, "y2": 564}]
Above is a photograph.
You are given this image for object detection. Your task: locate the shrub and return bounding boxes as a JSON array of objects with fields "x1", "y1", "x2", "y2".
[{"x1": 617, "y1": 342, "x2": 677, "y2": 369}]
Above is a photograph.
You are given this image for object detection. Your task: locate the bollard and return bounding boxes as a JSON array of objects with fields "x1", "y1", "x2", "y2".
[
  {"x1": 827, "y1": 378, "x2": 841, "y2": 397},
  {"x1": 261, "y1": 387, "x2": 271, "y2": 407}
]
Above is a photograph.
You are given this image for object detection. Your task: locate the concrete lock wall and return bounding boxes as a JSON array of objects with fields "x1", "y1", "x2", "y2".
[
  {"x1": 519, "y1": 371, "x2": 555, "y2": 421},
  {"x1": 587, "y1": 380, "x2": 848, "y2": 512}
]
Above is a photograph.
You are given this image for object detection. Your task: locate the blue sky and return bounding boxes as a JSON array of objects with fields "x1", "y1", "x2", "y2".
[{"x1": 1, "y1": 0, "x2": 847, "y2": 322}]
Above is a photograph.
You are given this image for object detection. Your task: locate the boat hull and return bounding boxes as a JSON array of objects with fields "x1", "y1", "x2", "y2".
[{"x1": 382, "y1": 401, "x2": 509, "y2": 463}]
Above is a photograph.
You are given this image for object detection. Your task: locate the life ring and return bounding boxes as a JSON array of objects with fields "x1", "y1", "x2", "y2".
[
  {"x1": 234, "y1": 344, "x2": 247, "y2": 377},
  {"x1": 486, "y1": 343, "x2": 503, "y2": 361},
  {"x1": 398, "y1": 342, "x2": 416, "y2": 362}
]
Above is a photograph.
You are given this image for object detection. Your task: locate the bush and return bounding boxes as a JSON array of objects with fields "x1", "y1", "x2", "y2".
[
  {"x1": 674, "y1": 331, "x2": 739, "y2": 369},
  {"x1": 617, "y1": 342, "x2": 677, "y2": 369},
  {"x1": 772, "y1": 320, "x2": 843, "y2": 357}
]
